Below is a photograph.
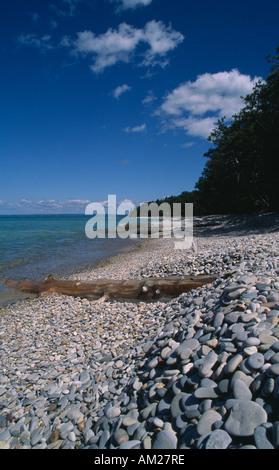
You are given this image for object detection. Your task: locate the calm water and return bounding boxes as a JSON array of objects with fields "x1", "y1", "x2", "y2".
[{"x1": 0, "y1": 214, "x2": 139, "y2": 307}]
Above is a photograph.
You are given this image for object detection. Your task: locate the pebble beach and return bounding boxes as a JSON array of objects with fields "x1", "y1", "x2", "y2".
[{"x1": 2, "y1": 214, "x2": 279, "y2": 449}]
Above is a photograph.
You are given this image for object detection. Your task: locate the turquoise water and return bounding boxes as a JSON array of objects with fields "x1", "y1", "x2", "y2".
[{"x1": 0, "y1": 214, "x2": 138, "y2": 306}]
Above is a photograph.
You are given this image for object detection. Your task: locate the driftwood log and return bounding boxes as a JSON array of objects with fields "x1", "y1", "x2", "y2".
[{"x1": 2, "y1": 275, "x2": 217, "y2": 301}]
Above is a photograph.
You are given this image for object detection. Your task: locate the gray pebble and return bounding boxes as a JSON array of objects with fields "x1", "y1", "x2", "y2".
[
  {"x1": 153, "y1": 431, "x2": 177, "y2": 449},
  {"x1": 272, "y1": 422, "x2": 279, "y2": 448},
  {"x1": 197, "y1": 410, "x2": 222, "y2": 436},
  {"x1": 271, "y1": 352, "x2": 279, "y2": 363},
  {"x1": 118, "y1": 440, "x2": 141, "y2": 449},
  {"x1": 233, "y1": 379, "x2": 252, "y2": 401},
  {"x1": 247, "y1": 353, "x2": 265, "y2": 370},
  {"x1": 254, "y1": 426, "x2": 274, "y2": 449},
  {"x1": 225, "y1": 354, "x2": 243, "y2": 374},
  {"x1": 60, "y1": 422, "x2": 74, "y2": 440},
  {"x1": 105, "y1": 406, "x2": 121, "y2": 419},
  {"x1": 267, "y1": 364, "x2": 279, "y2": 377},
  {"x1": 225, "y1": 400, "x2": 267, "y2": 436},
  {"x1": 99, "y1": 430, "x2": 111, "y2": 449},
  {"x1": 113, "y1": 428, "x2": 129, "y2": 445},
  {"x1": 194, "y1": 387, "x2": 219, "y2": 399},
  {"x1": 205, "y1": 429, "x2": 232, "y2": 449}
]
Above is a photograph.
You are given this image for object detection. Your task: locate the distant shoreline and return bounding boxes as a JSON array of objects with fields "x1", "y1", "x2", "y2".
[{"x1": 1, "y1": 212, "x2": 279, "y2": 308}]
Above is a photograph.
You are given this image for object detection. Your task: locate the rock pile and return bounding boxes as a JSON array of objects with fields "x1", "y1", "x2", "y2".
[{"x1": 1, "y1": 231, "x2": 279, "y2": 449}]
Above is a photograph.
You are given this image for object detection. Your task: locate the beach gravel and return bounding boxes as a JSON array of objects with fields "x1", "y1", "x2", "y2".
[{"x1": 2, "y1": 214, "x2": 279, "y2": 449}]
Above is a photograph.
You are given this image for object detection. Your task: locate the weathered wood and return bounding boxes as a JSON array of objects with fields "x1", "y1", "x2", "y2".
[{"x1": 1, "y1": 275, "x2": 217, "y2": 301}]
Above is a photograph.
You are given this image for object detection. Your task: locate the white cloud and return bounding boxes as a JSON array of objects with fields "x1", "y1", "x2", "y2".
[
  {"x1": 0, "y1": 198, "x2": 93, "y2": 214},
  {"x1": 113, "y1": 0, "x2": 153, "y2": 10},
  {"x1": 66, "y1": 20, "x2": 183, "y2": 73},
  {"x1": 20, "y1": 198, "x2": 32, "y2": 204},
  {"x1": 181, "y1": 141, "x2": 195, "y2": 148},
  {"x1": 18, "y1": 33, "x2": 54, "y2": 51},
  {"x1": 112, "y1": 84, "x2": 131, "y2": 99},
  {"x1": 172, "y1": 116, "x2": 217, "y2": 139},
  {"x1": 65, "y1": 199, "x2": 91, "y2": 205},
  {"x1": 142, "y1": 90, "x2": 157, "y2": 105},
  {"x1": 159, "y1": 69, "x2": 261, "y2": 138},
  {"x1": 141, "y1": 20, "x2": 183, "y2": 67},
  {"x1": 124, "y1": 123, "x2": 146, "y2": 133}
]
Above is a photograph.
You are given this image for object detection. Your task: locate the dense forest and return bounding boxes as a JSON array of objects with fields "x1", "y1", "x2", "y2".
[{"x1": 151, "y1": 46, "x2": 279, "y2": 216}]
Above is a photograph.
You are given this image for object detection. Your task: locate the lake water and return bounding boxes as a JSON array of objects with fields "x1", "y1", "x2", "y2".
[{"x1": 0, "y1": 214, "x2": 139, "y2": 307}]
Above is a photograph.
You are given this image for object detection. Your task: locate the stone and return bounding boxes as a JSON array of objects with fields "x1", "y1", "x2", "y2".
[
  {"x1": 242, "y1": 336, "x2": 261, "y2": 348},
  {"x1": 99, "y1": 430, "x2": 111, "y2": 449},
  {"x1": 170, "y1": 393, "x2": 185, "y2": 418},
  {"x1": 68, "y1": 431, "x2": 76, "y2": 442},
  {"x1": 66, "y1": 405, "x2": 83, "y2": 421},
  {"x1": 213, "y1": 312, "x2": 224, "y2": 329},
  {"x1": 247, "y1": 353, "x2": 265, "y2": 370},
  {"x1": 122, "y1": 417, "x2": 138, "y2": 427},
  {"x1": 196, "y1": 351, "x2": 218, "y2": 377},
  {"x1": 205, "y1": 429, "x2": 232, "y2": 449},
  {"x1": 272, "y1": 422, "x2": 279, "y2": 448},
  {"x1": 263, "y1": 378, "x2": 275, "y2": 395},
  {"x1": 105, "y1": 406, "x2": 121, "y2": 419},
  {"x1": 115, "y1": 360, "x2": 124, "y2": 368},
  {"x1": 272, "y1": 341, "x2": 279, "y2": 352},
  {"x1": 197, "y1": 410, "x2": 222, "y2": 436},
  {"x1": 113, "y1": 428, "x2": 129, "y2": 445},
  {"x1": 232, "y1": 379, "x2": 252, "y2": 401},
  {"x1": 60, "y1": 422, "x2": 74, "y2": 440},
  {"x1": 194, "y1": 387, "x2": 219, "y2": 399},
  {"x1": 227, "y1": 288, "x2": 247, "y2": 300},
  {"x1": 30, "y1": 428, "x2": 44, "y2": 446},
  {"x1": 80, "y1": 370, "x2": 90, "y2": 383},
  {"x1": 224, "y1": 400, "x2": 267, "y2": 436},
  {"x1": 118, "y1": 440, "x2": 141, "y2": 449},
  {"x1": 267, "y1": 364, "x2": 279, "y2": 377},
  {"x1": 243, "y1": 346, "x2": 258, "y2": 356},
  {"x1": 259, "y1": 333, "x2": 278, "y2": 346},
  {"x1": 49, "y1": 428, "x2": 60, "y2": 443},
  {"x1": 175, "y1": 338, "x2": 200, "y2": 357},
  {"x1": 225, "y1": 354, "x2": 243, "y2": 374},
  {"x1": 153, "y1": 431, "x2": 178, "y2": 449},
  {"x1": 254, "y1": 426, "x2": 274, "y2": 449},
  {"x1": 271, "y1": 352, "x2": 279, "y2": 363}
]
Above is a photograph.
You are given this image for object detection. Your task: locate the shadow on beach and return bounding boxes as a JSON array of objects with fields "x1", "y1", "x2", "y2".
[{"x1": 193, "y1": 212, "x2": 279, "y2": 238}]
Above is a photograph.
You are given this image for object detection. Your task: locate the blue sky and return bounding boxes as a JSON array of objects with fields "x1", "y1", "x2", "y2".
[{"x1": 0, "y1": 0, "x2": 278, "y2": 214}]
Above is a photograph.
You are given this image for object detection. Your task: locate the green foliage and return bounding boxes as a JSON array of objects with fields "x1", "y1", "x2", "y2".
[
  {"x1": 195, "y1": 46, "x2": 279, "y2": 214},
  {"x1": 150, "y1": 46, "x2": 279, "y2": 215}
]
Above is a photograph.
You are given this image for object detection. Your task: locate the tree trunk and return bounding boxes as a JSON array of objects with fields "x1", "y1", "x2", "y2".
[{"x1": 2, "y1": 275, "x2": 217, "y2": 301}]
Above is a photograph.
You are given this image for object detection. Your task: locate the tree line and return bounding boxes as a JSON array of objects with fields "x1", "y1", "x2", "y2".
[{"x1": 152, "y1": 46, "x2": 279, "y2": 216}]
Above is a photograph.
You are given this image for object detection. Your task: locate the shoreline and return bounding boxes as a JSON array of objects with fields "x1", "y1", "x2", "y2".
[
  {"x1": 0, "y1": 236, "x2": 142, "y2": 308},
  {"x1": 2, "y1": 212, "x2": 279, "y2": 308},
  {"x1": 2, "y1": 213, "x2": 279, "y2": 449}
]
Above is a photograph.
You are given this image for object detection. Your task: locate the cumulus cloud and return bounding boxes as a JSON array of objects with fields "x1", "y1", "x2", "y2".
[
  {"x1": 18, "y1": 33, "x2": 54, "y2": 52},
  {"x1": 20, "y1": 198, "x2": 32, "y2": 204},
  {"x1": 113, "y1": 0, "x2": 153, "y2": 10},
  {"x1": 158, "y1": 69, "x2": 262, "y2": 138},
  {"x1": 124, "y1": 123, "x2": 146, "y2": 133},
  {"x1": 140, "y1": 20, "x2": 183, "y2": 67},
  {"x1": 0, "y1": 199, "x2": 92, "y2": 213},
  {"x1": 66, "y1": 20, "x2": 184, "y2": 73},
  {"x1": 112, "y1": 84, "x2": 131, "y2": 99},
  {"x1": 142, "y1": 90, "x2": 157, "y2": 105}
]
